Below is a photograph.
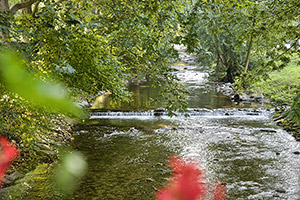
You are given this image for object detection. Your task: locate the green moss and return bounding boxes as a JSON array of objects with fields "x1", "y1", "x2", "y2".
[{"x1": 2, "y1": 164, "x2": 54, "y2": 200}]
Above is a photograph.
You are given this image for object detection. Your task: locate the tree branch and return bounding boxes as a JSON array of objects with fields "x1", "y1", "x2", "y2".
[
  {"x1": 10, "y1": 0, "x2": 68, "y2": 16},
  {"x1": 51, "y1": 0, "x2": 68, "y2": 7},
  {"x1": 10, "y1": 0, "x2": 38, "y2": 15},
  {"x1": 31, "y1": 1, "x2": 40, "y2": 16}
]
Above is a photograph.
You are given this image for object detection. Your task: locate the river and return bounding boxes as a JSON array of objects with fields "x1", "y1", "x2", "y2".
[{"x1": 18, "y1": 46, "x2": 300, "y2": 199}]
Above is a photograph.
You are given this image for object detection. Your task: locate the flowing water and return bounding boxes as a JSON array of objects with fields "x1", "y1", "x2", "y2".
[{"x1": 21, "y1": 47, "x2": 300, "y2": 199}]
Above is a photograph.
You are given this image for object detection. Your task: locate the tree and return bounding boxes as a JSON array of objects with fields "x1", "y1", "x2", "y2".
[{"x1": 178, "y1": 0, "x2": 258, "y2": 83}]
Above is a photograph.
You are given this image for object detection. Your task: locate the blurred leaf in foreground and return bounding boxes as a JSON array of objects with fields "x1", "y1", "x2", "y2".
[
  {"x1": 0, "y1": 50, "x2": 83, "y2": 119},
  {"x1": 53, "y1": 150, "x2": 87, "y2": 195}
]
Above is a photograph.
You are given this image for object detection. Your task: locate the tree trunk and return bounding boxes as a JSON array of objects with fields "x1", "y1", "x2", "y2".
[
  {"x1": 10, "y1": 0, "x2": 38, "y2": 15},
  {"x1": 0, "y1": 0, "x2": 9, "y2": 11},
  {"x1": 21, "y1": 0, "x2": 32, "y2": 14},
  {"x1": 244, "y1": 18, "x2": 256, "y2": 73},
  {"x1": 0, "y1": 0, "x2": 9, "y2": 44},
  {"x1": 244, "y1": 35, "x2": 253, "y2": 73}
]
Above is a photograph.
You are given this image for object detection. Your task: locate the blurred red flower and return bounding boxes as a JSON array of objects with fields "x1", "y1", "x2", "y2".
[
  {"x1": 212, "y1": 182, "x2": 227, "y2": 200},
  {"x1": 0, "y1": 137, "x2": 19, "y2": 185},
  {"x1": 156, "y1": 156, "x2": 226, "y2": 200},
  {"x1": 156, "y1": 156, "x2": 206, "y2": 200}
]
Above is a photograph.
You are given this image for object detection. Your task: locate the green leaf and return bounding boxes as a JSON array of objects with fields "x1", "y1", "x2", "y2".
[
  {"x1": 54, "y1": 150, "x2": 87, "y2": 195},
  {"x1": 0, "y1": 50, "x2": 83, "y2": 119}
]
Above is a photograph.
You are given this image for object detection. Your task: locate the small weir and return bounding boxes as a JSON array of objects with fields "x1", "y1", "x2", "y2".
[{"x1": 90, "y1": 108, "x2": 274, "y2": 119}]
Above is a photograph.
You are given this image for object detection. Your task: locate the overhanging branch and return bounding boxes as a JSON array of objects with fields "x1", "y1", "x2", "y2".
[{"x1": 10, "y1": 0, "x2": 38, "y2": 15}]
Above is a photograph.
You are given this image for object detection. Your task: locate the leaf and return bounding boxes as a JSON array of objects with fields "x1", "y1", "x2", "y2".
[
  {"x1": 53, "y1": 150, "x2": 87, "y2": 195},
  {"x1": 0, "y1": 50, "x2": 83, "y2": 119}
]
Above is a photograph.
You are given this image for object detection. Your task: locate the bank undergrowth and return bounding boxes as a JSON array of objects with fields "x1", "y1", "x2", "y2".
[
  {"x1": 0, "y1": 92, "x2": 76, "y2": 174},
  {"x1": 249, "y1": 59, "x2": 300, "y2": 105},
  {"x1": 249, "y1": 59, "x2": 300, "y2": 140}
]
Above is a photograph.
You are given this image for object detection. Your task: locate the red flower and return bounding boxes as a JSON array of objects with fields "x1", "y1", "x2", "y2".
[
  {"x1": 212, "y1": 182, "x2": 227, "y2": 200},
  {"x1": 156, "y1": 156, "x2": 226, "y2": 200},
  {"x1": 156, "y1": 156, "x2": 206, "y2": 200},
  {"x1": 0, "y1": 137, "x2": 19, "y2": 185}
]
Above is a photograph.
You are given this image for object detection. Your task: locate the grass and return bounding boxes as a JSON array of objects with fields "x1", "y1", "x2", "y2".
[{"x1": 250, "y1": 59, "x2": 300, "y2": 104}]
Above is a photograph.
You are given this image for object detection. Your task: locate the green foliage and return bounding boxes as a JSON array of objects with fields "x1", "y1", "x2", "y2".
[
  {"x1": 249, "y1": 59, "x2": 300, "y2": 125},
  {"x1": 0, "y1": 11, "x2": 12, "y2": 43},
  {"x1": 89, "y1": 0, "x2": 186, "y2": 108},
  {"x1": 179, "y1": 0, "x2": 300, "y2": 123},
  {"x1": 14, "y1": 2, "x2": 129, "y2": 100},
  {"x1": 180, "y1": 0, "x2": 300, "y2": 83},
  {"x1": 0, "y1": 92, "x2": 49, "y2": 147},
  {"x1": 0, "y1": 88, "x2": 76, "y2": 173},
  {"x1": 1, "y1": 0, "x2": 188, "y2": 112},
  {"x1": 283, "y1": 92, "x2": 300, "y2": 125}
]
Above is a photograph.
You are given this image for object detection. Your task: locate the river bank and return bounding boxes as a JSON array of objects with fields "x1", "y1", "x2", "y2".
[
  {"x1": 215, "y1": 76, "x2": 300, "y2": 141},
  {"x1": 0, "y1": 112, "x2": 80, "y2": 199}
]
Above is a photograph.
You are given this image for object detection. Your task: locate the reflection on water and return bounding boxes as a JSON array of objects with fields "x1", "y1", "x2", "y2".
[
  {"x1": 91, "y1": 82, "x2": 236, "y2": 110},
  {"x1": 71, "y1": 126, "x2": 173, "y2": 200},
  {"x1": 91, "y1": 64, "x2": 238, "y2": 111},
  {"x1": 20, "y1": 115, "x2": 300, "y2": 199},
  {"x1": 91, "y1": 82, "x2": 163, "y2": 110},
  {"x1": 160, "y1": 116, "x2": 300, "y2": 200}
]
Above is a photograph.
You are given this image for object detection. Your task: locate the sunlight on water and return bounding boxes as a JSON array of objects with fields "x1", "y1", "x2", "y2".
[{"x1": 65, "y1": 115, "x2": 300, "y2": 200}]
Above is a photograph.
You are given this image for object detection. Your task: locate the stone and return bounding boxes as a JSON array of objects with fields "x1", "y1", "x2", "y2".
[
  {"x1": 233, "y1": 94, "x2": 241, "y2": 102},
  {"x1": 255, "y1": 94, "x2": 264, "y2": 100},
  {"x1": 259, "y1": 129, "x2": 277, "y2": 133},
  {"x1": 77, "y1": 100, "x2": 91, "y2": 108},
  {"x1": 146, "y1": 178, "x2": 154, "y2": 182},
  {"x1": 154, "y1": 108, "x2": 165, "y2": 116},
  {"x1": 223, "y1": 87, "x2": 234, "y2": 96},
  {"x1": 2, "y1": 171, "x2": 25, "y2": 186},
  {"x1": 275, "y1": 189, "x2": 286, "y2": 193},
  {"x1": 5, "y1": 171, "x2": 24, "y2": 182}
]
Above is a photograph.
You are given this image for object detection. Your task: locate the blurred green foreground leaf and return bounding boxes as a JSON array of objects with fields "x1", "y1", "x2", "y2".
[
  {"x1": 0, "y1": 50, "x2": 83, "y2": 119},
  {"x1": 54, "y1": 150, "x2": 87, "y2": 195}
]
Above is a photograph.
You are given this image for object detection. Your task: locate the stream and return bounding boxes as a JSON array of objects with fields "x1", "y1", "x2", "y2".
[{"x1": 19, "y1": 46, "x2": 300, "y2": 199}]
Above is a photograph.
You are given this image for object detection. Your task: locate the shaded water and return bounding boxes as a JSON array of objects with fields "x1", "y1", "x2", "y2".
[
  {"x1": 20, "y1": 47, "x2": 300, "y2": 199},
  {"x1": 91, "y1": 63, "x2": 237, "y2": 111}
]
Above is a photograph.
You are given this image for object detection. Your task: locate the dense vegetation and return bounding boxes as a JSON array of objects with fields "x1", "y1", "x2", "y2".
[{"x1": 0, "y1": 0, "x2": 299, "y2": 178}]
